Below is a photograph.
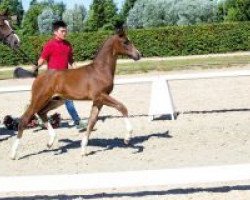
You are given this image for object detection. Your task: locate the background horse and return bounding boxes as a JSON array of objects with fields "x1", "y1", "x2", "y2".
[
  {"x1": 11, "y1": 27, "x2": 141, "y2": 159},
  {"x1": 0, "y1": 11, "x2": 20, "y2": 49}
]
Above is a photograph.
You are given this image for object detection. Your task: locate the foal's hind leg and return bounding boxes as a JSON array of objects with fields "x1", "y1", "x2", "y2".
[
  {"x1": 37, "y1": 111, "x2": 57, "y2": 149},
  {"x1": 37, "y1": 98, "x2": 65, "y2": 148},
  {"x1": 99, "y1": 93, "x2": 133, "y2": 145},
  {"x1": 81, "y1": 102, "x2": 102, "y2": 156}
]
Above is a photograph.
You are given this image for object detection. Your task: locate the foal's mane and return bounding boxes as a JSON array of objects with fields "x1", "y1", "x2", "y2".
[
  {"x1": 92, "y1": 34, "x2": 116, "y2": 60},
  {"x1": 77, "y1": 36, "x2": 114, "y2": 69}
]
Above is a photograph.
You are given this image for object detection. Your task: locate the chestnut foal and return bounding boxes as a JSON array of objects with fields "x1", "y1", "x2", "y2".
[{"x1": 11, "y1": 28, "x2": 141, "y2": 159}]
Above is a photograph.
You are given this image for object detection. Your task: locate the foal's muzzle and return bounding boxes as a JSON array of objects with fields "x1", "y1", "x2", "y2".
[
  {"x1": 8, "y1": 33, "x2": 20, "y2": 49},
  {"x1": 132, "y1": 51, "x2": 141, "y2": 61}
]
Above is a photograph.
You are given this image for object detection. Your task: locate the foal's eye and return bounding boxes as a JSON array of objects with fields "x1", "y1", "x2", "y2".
[{"x1": 124, "y1": 40, "x2": 130, "y2": 45}]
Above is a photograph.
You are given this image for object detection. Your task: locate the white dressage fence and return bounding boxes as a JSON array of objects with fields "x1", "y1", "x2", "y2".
[{"x1": 1, "y1": 69, "x2": 250, "y2": 120}]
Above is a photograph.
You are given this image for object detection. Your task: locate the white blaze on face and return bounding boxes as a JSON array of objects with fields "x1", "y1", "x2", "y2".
[{"x1": 3, "y1": 19, "x2": 10, "y2": 26}]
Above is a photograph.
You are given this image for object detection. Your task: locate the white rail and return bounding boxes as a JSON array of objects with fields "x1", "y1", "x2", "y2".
[
  {"x1": 0, "y1": 164, "x2": 250, "y2": 193},
  {"x1": 1, "y1": 70, "x2": 250, "y2": 93},
  {"x1": 115, "y1": 70, "x2": 250, "y2": 84}
]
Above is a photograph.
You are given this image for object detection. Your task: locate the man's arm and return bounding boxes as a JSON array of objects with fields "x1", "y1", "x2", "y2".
[
  {"x1": 34, "y1": 41, "x2": 50, "y2": 71},
  {"x1": 37, "y1": 57, "x2": 46, "y2": 68},
  {"x1": 68, "y1": 44, "x2": 76, "y2": 69}
]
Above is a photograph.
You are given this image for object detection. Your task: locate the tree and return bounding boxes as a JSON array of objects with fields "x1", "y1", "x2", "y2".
[
  {"x1": 84, "y1": 0, "x2": 119, "y2": 31},
  {"x1": 38, "y1": 8, "x2": 59, "y2": 34},
  {"x1": 142, "y1": 0, "x2": 176, "y2": 27},
  {"x1": 84, "y1": 0, "x2": 106, "y2": 31},
  {"x1": 22, "y1": 4, "x2": 44, "y2": 35},
  {"x1": 120, "y1": 0, "x2": 137, "y2": 22},
  {"x1": 0, "y1": 0, "x2": 10, "y2": 13},
  {"x1": 74, "y1": 5, "x2": 87, "y2": 31},
  {"x1": 218, "y1": 0, "x2": 250, "y2": 21},
  {"x1": 102, "y1": 0, "x2": 119, "y2": 30},
  {"x1": 176, "y1": 0, "x2": 215, "y2": 25},
  {"x1": 22, "y1": 0, "x2": 66, "y2": 35},
  {"x1": 78, "y1": 5, "x2": 87, "y2": 20},
  {"x1": 51, "y1": 1, "x2": 65, "y2": 18},
  {"x1": 0, "y1": 0, "x2": 24, "y2": 27},
  {"x1": 9, "y1": 0, "x2": 24, "y2": 27},
  {"x1": 127, "y1": 0, "x2": 219, "y2": 28},
  {"x1": 62, "y1": 4, "x2": 87, "y2": 32},
  {"x1": 30, "y1": 0, "x2": 38, "y2": 6},
  {"x1": 62, "y1": 9, "x2": 74, "y2": 32},
  {"x1": 29, "y1": 0, "x2": 65, "y2": 18}
]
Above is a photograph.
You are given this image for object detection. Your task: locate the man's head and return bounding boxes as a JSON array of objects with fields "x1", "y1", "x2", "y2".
[{"x1": 52, "y1": 20, "x2": 68, "y2": 40}]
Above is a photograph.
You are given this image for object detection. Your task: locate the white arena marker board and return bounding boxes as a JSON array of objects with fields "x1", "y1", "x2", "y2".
[
  {"x1": 149, "y1": 77, "x2": 175, "y2": 120},
  {"x1": 1, "y1": 164, "x2": 250, "y2": 193}
]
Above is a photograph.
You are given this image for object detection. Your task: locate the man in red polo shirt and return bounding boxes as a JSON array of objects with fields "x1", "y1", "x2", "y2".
[{"x1": 34, "y1": 20, "x2": 86, "y2": 130}]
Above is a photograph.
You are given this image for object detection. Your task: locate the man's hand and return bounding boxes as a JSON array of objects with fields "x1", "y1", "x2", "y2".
[{"x1": 32, "y1": 65, "x2": 39, "y2": 77}]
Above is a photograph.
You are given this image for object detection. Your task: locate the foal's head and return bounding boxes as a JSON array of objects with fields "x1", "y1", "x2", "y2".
[
  {"x1": 113, "y1": 27, "x2": 141, "y2": 61},
  {"x1": 0, "y1": 11, "x2": 20, "y2": 49}
]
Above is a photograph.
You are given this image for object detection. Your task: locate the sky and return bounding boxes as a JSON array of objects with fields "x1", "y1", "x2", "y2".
[{"x1": 22, "y1": 0, "x2": 125, "y2": 11}]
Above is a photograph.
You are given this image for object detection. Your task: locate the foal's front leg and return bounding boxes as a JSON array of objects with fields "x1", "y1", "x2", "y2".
[
  {"x1": 81, "y1": 103, "x2": 102, "y2": 156},
  {"x1": 99, "y1": 93, "x2": 133, "y2": 144}
]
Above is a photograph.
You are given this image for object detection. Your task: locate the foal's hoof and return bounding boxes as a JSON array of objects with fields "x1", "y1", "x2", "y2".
[
  {"x1": 47, "y1": 137, "x2": 56, "y2": 149},
  {"x1": 10, "y1": 152, "x2": 17, "y2": 160},
  {"x1": 81, "y1": 149, "x2": 87, "y2": 157},
  {"x1": 10, "y1": 155, "x2": 17, "y2": 160}
]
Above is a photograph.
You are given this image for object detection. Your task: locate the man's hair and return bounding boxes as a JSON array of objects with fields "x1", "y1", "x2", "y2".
[{"x1": 52, "y1": 20, "x2": 67, "y2": 31}]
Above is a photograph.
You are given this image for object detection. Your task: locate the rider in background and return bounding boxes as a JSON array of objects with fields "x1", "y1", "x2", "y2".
[{"x1": 33, "y1": 20, "x2": 87, "y2": 130}]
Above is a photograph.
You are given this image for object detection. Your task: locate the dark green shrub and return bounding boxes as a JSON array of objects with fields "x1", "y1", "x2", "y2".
[{"x1": 0, "y1": 22, "x2": 249, "y2": 67}]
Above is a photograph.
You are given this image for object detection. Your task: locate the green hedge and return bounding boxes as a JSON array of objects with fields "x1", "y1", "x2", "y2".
[{"x1": 0, "y1": 22, "x2": 249, "y2": 66}]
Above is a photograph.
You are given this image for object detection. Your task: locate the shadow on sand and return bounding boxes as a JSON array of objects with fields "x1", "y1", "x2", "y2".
[
  {"x1": 3, "y1": 184, "x2": 250, "y2": 200},
  {"x1": 19, "y1": 131, "x2": 171, "y2": 160}
]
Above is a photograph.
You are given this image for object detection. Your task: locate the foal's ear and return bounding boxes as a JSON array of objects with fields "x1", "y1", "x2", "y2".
[
  {"x1": 1, "y1": 8, "x2": 10, "y2": 16},
  {"x1": 115, "y1": 22, "x2": 127, "y2": 37}
]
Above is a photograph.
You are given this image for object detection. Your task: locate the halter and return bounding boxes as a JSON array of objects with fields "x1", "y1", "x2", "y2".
[
  {"x1": 0, "y1": 18, "x2": 15, "y2": 45},
  {"x1": 0, "y1": 29, "x2": 15, "y2": 44}
]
